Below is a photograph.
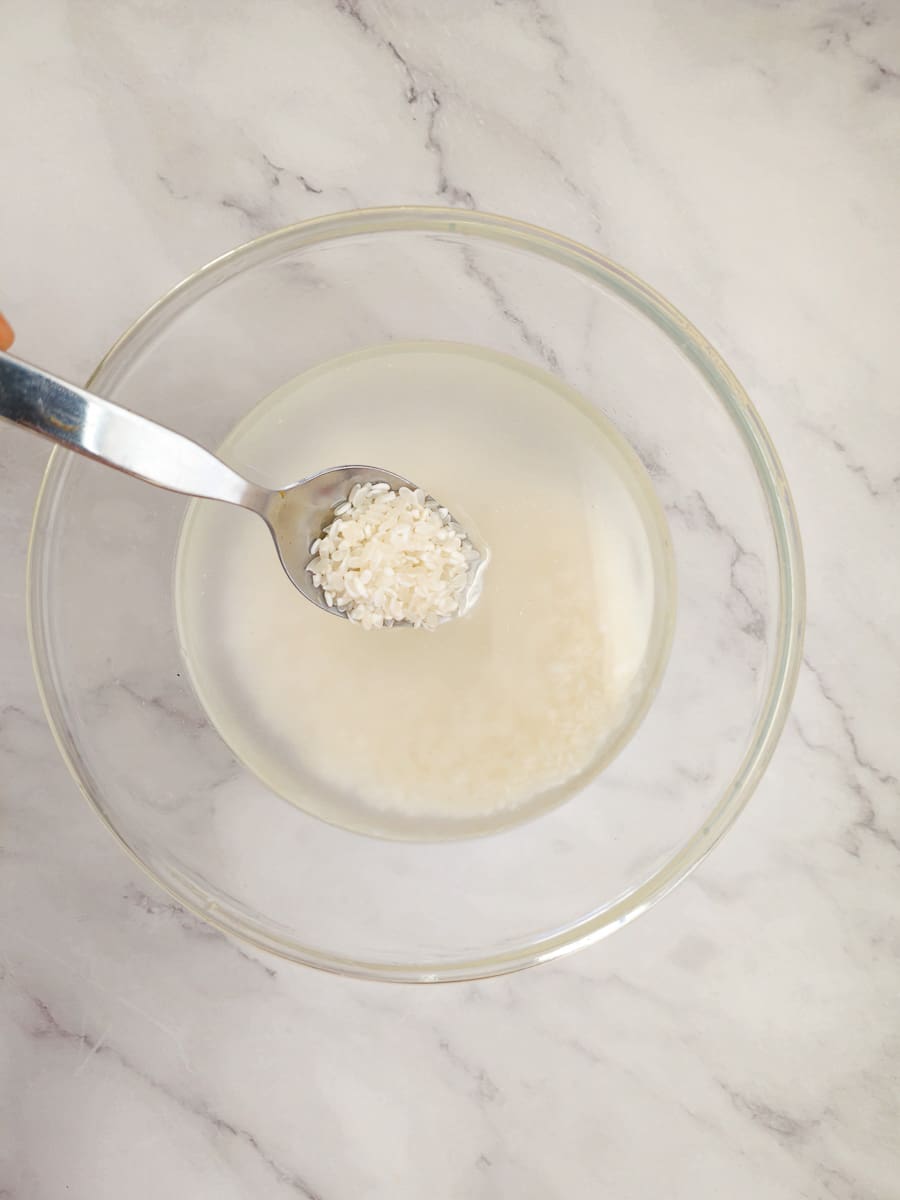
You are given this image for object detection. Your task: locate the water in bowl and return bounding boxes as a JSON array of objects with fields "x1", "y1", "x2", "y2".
[{"x1": 175, "y1": 341, "x2": 675, "y2": 839}]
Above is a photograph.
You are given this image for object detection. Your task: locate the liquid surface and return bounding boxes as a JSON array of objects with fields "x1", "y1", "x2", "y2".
[{"x1": 176, "y1": 343, "x2": 675, "y2": 839}]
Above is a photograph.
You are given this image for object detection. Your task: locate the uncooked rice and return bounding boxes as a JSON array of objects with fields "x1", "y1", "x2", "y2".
[{"x1": 307, "y1": 482, "x2": 480, "y2": 629}]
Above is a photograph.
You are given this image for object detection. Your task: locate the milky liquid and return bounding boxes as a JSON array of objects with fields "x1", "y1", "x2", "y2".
[{"x1": 175, "y1": 343, "x2": 675, "y2": 839}]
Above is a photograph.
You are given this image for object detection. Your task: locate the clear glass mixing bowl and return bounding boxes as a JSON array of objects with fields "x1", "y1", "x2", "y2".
[{"x1": 28, "y1": 208, "x2": 804, "y2": 981}]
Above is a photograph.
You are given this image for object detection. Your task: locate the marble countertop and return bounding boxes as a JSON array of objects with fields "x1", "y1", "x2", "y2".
[{"x1": 2, "y1": 2, "x2": 898, "y2": 1196}]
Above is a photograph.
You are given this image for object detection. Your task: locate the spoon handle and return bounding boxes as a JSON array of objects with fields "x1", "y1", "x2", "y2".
[{"x1": 0, "y1": 351, "x2": 269, "y2": 513}]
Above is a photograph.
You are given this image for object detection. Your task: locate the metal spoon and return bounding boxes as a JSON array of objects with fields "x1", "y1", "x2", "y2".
[{"x1": 0, "y1": 350, "x2": 438, "y2": 620}]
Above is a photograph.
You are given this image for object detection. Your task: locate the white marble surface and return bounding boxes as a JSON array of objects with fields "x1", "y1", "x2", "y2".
[{"x1": 1, "y1": 1, "x2": 898, "y2": 1195}]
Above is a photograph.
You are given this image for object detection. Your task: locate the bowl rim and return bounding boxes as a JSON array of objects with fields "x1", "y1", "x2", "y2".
[{"x1": 27, "y1": 205, "x2": 806, "y2": 982}]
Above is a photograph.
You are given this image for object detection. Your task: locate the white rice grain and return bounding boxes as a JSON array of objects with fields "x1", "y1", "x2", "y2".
[{"x1": 306, "y1": 483, "x2": 480, "y2": 630}]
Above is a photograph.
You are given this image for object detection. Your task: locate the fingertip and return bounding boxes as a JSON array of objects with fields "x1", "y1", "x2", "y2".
[{"x1": 0, "y1": 313, "x2": 14, "y2": 351}]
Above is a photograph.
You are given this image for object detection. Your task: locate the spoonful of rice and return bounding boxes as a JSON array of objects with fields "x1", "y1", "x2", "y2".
[{"x1": 0, "y1": 351, "x2": 484, "y2": 628}]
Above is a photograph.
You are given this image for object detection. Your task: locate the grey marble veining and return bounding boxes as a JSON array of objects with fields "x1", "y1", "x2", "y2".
[{"x1": 1, "y1": 1, "x2": 898, "y2": 1196}]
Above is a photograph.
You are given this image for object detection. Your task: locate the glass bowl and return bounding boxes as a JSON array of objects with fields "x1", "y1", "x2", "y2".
[{"x1": 28, "y1": 207, "x2": 804, "y2": 982}]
